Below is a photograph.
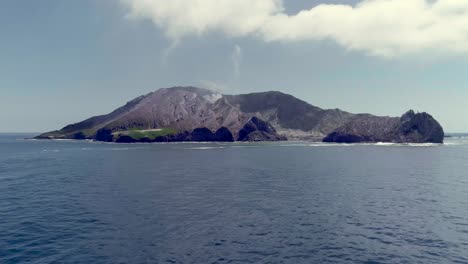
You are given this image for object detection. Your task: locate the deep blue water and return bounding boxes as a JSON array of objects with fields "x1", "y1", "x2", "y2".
[{"x1": 1, "y1": 134, "x2": 468, "y2": 263}]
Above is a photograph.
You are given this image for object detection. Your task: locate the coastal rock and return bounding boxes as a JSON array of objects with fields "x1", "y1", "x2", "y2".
[
  {"x1": 238, "y1": 117, "x2": 287, "y2": 141},
  {"x1": 72, "y1": 132, "x2": 87, "y2": 140},
  {"x1": 95, "y1": 128, "x2": 114, "y2": 142},
  {"x1": 189, "y1": 127, "x2": 234, "y2": 142},
  {"x1": 322, "y1": 115, "x2": 399, "y2": 143},
  {"x1": 191, "y1": 127, "x2": 216, "y2": 141},
  {"x1": 160, "y1": 127, "x2": 234, "y2": 142},
  {"x1": 114, "y1": 135, "x2": 137, "y2": 143},
  {"x1": 323, "y1": 110, "x2": 444, "y2": 143},
  {"x1": 214, "y1": 127, "x2": 234, "y2": 142},
  {"x1": 397, "y1": 110, "x2": 444, "y2": 143},
  {"x1": 126, "y1": 128, "x2": 234, "y2": 143}
]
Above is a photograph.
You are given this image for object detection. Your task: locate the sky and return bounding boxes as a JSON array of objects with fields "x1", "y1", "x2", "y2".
[{"x1": 1, "y1": 0, "x2": 468, "y2": 133}]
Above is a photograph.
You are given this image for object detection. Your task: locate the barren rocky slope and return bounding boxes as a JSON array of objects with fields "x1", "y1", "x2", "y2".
[{"x1": 36, "y1": 86, "x2": 444, "y2": 143}]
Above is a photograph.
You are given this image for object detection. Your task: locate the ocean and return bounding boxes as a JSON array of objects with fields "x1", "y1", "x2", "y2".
[{"x1": 1, "y1": 133, "x2": 468, "y2": 263}]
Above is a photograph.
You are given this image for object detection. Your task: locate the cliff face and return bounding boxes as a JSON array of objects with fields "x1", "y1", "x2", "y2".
[
  {"x1": 237, "y1": 117, "x2": 287, "y2": 141},
  {"x1": 396, "y1": 110, "x2": 445, "y2": 143},
  {"x1": 36, "y1": 87, "x2": 444, "y2": 143},
  {"x1": 323, "y1": 110, "x2": 444, "y2": 143}
]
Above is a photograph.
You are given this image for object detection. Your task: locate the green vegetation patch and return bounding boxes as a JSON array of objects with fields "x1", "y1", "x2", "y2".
[
  {"x1": 118, "y1": 128, "x2": 177, "y2": 140},
  {"x1": 81, "y1": 129, "x2": 97, "y2": 138}
]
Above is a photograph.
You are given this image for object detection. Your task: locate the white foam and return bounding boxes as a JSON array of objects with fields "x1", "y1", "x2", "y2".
[
  {"x1": 279, "y1": 144, "x2": 308, "y2": 147},
  {"x1": 41, "y1": 149, "x2": 60, "y2": 152},
  {"x1": 279, "y1": 143, "x2": 352, "y2": 147},
  {"x1": 186, "y1": 146, "x2": 225, "y2": 150},
  {"x1": 406, "y1": 143, "x2": 440, "y2": 147},
  {"x1": 109, "y1": 147, "x2": 148, "y2": 151},
  {"x1": 228, "y1": 145, "x2": 260, "y2": 148},
  {"x1": 375, "y1": 142, "x2": 397, "y2": 146},
  {"x1": 278, "y1": 142, "x2": 443, "y2": 148}
]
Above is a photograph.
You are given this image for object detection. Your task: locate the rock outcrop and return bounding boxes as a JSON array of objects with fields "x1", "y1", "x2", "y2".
[
  {"x1": 188, "y1": 127, "x2": 234, "y2": 142},
  {"x1": 95, "y1": 128, "x2": 114, "y2": 142},
  {"x1": 323, "y1": 110, "x2": 444, "y2": 143},
  {"x1": 214, "y1": 127, "x2": 234, "y2": 142},
  {"x1": 396, "y1": 110, "x2": 444, "y2": 143},
  {"x1": 237, "y1": 117, "x2": 286, "y2": 141},
  {"x1": 103, "y1": 127, "x2": 235, "y2": 143}
]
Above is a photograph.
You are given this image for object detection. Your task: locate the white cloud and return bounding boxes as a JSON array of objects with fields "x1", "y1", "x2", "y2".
[
  {"x1": 121, "y1": 0, "x2": 282, "y2": 38},
  {"x1": 199, "y1": 80, "x2": 228, "y2": 92},
  {"x1": 231, "y1": 44, "x2": 242, "y2": 77},
  {"x1": 121, "y1": 0, "x2": 468, "y2": 58}
]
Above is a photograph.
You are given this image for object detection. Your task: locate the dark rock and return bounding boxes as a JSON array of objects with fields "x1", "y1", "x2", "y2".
[
  {"x1": 72, "y1": 132, "x2": 87, "y2": 140},
  {"x1": 323, "y1": 110, "x2": 444, "y2": 143},
  {"x1": 397, "y1": 110, "x2": 444, "y2": 143},
  {"x1": 322, "y1": 132, "x2": 370, "y2": 143},
  {"x1": 150, "y1": 129, "x2": 232, "y2": 142},
  {"x1": 322, "y1": 115, "x2": 399, "y2": 143},
  {"x1": 214, "y1": 127, "x2": 234, "y2": 142},
  {"x1": 238, "y1": 117, "x2": 287, "y2": 141},
  {"x1": 170, "y1": 131, "x2": 191, "y2": 142},
  {"x1": 138, "y1": 137, "x2": 152, "y2": 143},
  {"x1": 114, "y1": 135, "x2": 137, "y2": 143},
  {"x1": 95, "y1": 128, "x2": 114, "y2": 142},
  {"x1": 152, "y1": 131, "x2": 192, "y2": 142},
  {"x1": 191, "y1": 127, "x2": 216, "y2": 141},
  {"x1": 152, "y1": 136, "x2": 168, "y2": 142}
]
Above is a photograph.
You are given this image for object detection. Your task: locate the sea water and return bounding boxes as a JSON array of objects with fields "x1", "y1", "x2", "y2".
[{"x1": 1, "y1": 134, "x2": 468, "y2": 263}]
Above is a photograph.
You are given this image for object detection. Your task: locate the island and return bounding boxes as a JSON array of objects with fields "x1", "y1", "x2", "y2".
[{"x1": 36, "y1": 86, "x2": 444, "y2": 143}]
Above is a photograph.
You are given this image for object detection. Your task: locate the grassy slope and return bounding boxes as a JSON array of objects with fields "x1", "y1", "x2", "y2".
[{"x1": 118, "y1": 128, "x2": 177, "y2": 140}]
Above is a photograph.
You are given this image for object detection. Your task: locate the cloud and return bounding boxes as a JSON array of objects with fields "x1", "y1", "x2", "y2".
[
  {"x1": 231, "y1": 45, "x2": 242, "y2": 77},
  {"x1": 121, "y1": 0, "x2": 468, "y2": 58},
  {"x1": 199, "y1": 80, "x2": 228, "y2": 92},
  {"x1": 121, "y1": 0, "x2": 281, "y2": 38}
]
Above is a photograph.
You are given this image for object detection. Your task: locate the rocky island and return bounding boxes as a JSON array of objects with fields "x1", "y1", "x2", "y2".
[{"x1": 36, "y1": 86, "x2": 444, "y2": 143}]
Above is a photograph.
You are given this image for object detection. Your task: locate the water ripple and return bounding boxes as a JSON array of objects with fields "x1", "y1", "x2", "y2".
[{"x1": 1, "y1": 136, "x2": 468, "y2": 263}]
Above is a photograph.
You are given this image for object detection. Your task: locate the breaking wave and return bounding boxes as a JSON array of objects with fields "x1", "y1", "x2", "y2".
[
  {"x1": 186, "y1": 146, "x2": 225, "y2": 150},
  {"x1": 279, "y1": 142, "x2": 444, "y2": 147}
]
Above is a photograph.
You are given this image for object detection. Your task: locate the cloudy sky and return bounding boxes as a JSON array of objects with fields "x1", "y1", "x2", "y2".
[{"x1": 1, "y1": 0, "x2": 468, "y2": 132}]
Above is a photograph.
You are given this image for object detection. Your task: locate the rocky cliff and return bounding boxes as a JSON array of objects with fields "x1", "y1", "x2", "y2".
[
  {"x1": 238, "y1": 117, "x2": 287, "y2": 141},
  {"x1": 322, "y1": 110, "x2": 444, "y2": 143},
  {"x1": 36, "y1": 87, "x2": 444, "y2": 143}
]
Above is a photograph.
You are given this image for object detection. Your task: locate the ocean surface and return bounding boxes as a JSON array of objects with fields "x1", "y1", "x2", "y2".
[{"x1": 1, "y1": 133, "x2": 468, "y2": 264}]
